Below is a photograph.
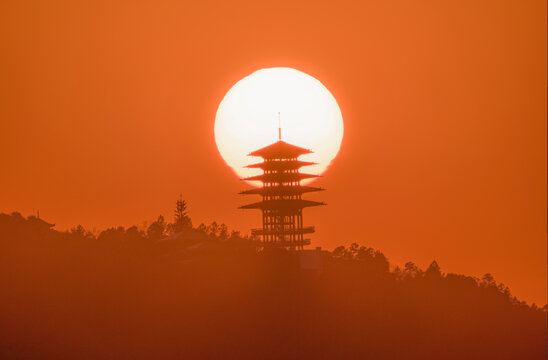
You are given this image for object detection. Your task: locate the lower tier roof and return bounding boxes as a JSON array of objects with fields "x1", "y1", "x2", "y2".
[
  {"x1": 239, "y1": 199, "x2": 326, "y2": 211},
  {"x1": 239, "y1": 185, "x2": 324, "y2": 196}
]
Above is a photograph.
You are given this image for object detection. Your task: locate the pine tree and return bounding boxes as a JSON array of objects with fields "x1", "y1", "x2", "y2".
[{"x1": 173, "y1": 196, "x2": 192, "y2": 233}]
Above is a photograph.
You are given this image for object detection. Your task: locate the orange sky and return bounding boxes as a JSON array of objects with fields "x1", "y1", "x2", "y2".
[{"x1": 1, "y1": 0, "x2": 546, "y2": 305}]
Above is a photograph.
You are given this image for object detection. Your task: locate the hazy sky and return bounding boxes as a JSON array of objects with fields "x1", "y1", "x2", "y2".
[{"x1": 1, "y1": 0, "x2": 546, "y2": 305}]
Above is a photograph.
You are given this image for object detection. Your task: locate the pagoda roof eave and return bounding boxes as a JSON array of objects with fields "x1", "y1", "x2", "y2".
[
  {"x1": 243, "y1": 172, "x2": 320, "y2": 182},
  {"x1": 244, "y1": 160, "x2": 318, "y2": 170},
  {"x1": 239, "y1": 185, "x2": 325, "y2": 196},
  {"x1": 239, "y1": 199, "x2": 326, "y2": 211}
]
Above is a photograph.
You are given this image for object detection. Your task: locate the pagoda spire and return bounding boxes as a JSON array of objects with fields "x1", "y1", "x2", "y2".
[{"x1": 278, "y1": 112, "x2": 282, "y2": 141}]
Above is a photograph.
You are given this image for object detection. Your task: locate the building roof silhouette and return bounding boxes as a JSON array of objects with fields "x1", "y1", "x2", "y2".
[
  {"x1": 247, "y1": 140, "x2": 312, "y2": 159},
  {"x1": 240, "y1": 139, "x2": 325, "y2": 250}
]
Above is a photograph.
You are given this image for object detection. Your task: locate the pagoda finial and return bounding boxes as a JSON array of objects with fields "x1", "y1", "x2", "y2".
[{"x1": 278, "y1": 112, "x2": 281, "y2": 141}]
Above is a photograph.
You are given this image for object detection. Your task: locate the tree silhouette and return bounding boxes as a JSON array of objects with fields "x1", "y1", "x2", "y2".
[
  {"x1": 404, "y1": 261, "x2": 422, "y2": 278},
  {"x1": 425, "y1": 260, "x2": 442, "y2": 279},
  {"x1": 481, "y1": 273, "x2": 497, "y2": 287},
  {"x1": 147, "y1": 215, "x2": 166, "y2": 240},
  {"x1": 172, "y1": 196, "x2": 192, "y2": 233}
]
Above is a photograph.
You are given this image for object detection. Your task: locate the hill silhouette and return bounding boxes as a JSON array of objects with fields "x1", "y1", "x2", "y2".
[{"x1": 0, "y1": 204, "x2": 545, "y2": 360}]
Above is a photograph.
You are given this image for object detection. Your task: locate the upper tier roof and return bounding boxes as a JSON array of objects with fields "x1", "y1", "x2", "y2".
[
  {"x1": 248, "y1": 140, "x2": 312, "y2": 159},
  {"x1": 244, "y1": 172, "x2": 319, "y2": 183},
  {"x1": 245, "y1": 160, "x2": 317, "y2": 171}
]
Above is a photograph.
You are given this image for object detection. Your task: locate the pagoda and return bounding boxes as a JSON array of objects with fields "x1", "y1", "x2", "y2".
[{"x1": 239, "y1": 136, "x2": 325, "y2": 251}]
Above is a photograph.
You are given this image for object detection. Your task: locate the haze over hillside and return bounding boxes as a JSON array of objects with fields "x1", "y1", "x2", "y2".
[{"x1": 0, "y1": 209, "x2": 544, "y2": 360}]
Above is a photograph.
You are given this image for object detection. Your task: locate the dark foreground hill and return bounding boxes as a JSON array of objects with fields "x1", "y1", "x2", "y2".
[{"x1": 0, "y1": 212, "x2": 545, "y2": 360}]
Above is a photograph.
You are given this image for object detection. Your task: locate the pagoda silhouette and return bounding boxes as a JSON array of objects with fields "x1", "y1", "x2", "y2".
[{"x1": 239, "y1": 121, "x2": 325, "y2": 251}]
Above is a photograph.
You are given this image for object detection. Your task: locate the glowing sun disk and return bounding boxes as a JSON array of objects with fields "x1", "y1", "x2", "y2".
[{"x1": 214, "y1": 67, "x2": 344, "y2": 185}]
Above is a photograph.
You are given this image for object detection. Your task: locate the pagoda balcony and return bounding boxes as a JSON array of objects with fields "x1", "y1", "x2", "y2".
[
  {"x1": 259, "y1": 239, "x2": 312, "y2": 247},
  {"x1": 251, "y1": 226, "x2": 315, "y2": 236}
]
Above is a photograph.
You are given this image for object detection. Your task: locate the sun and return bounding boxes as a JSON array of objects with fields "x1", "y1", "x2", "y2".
[{"x1": 214, "y1": 67, "x2": 344, "y2": 185}]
